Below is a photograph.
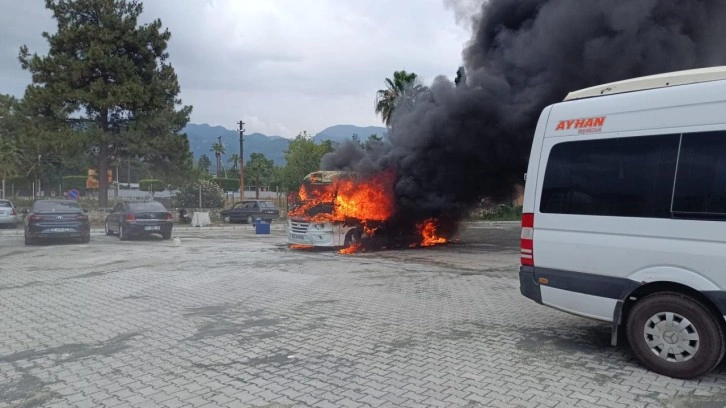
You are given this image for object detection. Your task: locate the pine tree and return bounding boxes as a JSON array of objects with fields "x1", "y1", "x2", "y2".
[{"x1": 19, "y1": 0, "x2": 192, "y2": 206}]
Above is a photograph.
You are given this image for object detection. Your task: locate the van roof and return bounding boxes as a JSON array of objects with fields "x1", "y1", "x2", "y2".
[{"x1": 563, "y1": 66, "x2": 726, "y2": 101}]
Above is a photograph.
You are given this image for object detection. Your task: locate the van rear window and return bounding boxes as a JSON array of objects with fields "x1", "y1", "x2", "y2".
[{"x1": 540, "y1": 135, "x2": 679, "y2": 218}]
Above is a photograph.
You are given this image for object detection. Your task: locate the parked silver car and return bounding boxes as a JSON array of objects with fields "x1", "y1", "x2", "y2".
[{"x1": 0, "y1": 199, "x2": 19, "y2": 228}]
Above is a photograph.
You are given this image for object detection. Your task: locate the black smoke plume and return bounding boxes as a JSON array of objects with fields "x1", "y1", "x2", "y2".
[{"x1": 321, "y1": 0, "x2": 726, "y2": 237}]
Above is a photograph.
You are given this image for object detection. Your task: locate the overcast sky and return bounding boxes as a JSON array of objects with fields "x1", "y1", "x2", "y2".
[{"x1": 0, "y1": 0, "x2": 470, "y2": 137}]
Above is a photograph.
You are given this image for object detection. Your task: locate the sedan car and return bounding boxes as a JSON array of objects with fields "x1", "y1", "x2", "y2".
[
  {"x1": 0, "y1": 199, "x2": 19, "y2": 228},
  {"x1": 105, "y1": 200, "x2": 173, "y2": 240},
  {"x1": 24, "y1": 200, "x2": 90, "y2": 245},
  {"x1": 220, "y1": 199, "x2": 280, "y2": 224}
]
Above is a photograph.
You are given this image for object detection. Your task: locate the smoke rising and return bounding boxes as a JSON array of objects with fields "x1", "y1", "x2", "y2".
[{"x1": 321, "y1": 0, "x2": 726, "y2": 233}]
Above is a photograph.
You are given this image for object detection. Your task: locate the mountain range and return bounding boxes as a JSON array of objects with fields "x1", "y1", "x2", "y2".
[{"x1": 183, "y1": 123, "x2": 387, "y2": 166}]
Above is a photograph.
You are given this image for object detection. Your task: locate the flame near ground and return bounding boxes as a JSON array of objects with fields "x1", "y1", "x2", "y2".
[{"x1": 288, "y1": 171, "x2": 450, "y2": 253}]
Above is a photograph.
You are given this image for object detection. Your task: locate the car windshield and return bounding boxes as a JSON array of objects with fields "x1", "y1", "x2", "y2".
[
  {"x1": 128, "y1": 202, "x2": 166, "y2": 212},
  {"x1": 0, "y1": 201, "x2": 12, "y2": 208},
  {"x1": 33, "y1": 201, "x2": 81, "y2": 212}
]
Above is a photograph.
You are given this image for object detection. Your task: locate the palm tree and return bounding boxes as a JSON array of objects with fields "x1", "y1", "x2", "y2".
[
  {"x1": 210, "y1": 142, "x2": 225, "y2": 178},
  {"x1": 374, "y1": 70, "x2": 427, "y2": 127},
  {"x1": 228, "y1": 153, "x2": 240, "y2": 173},
  {"x1": 197, "y1": 154, "x2": 212, "y2": 174}
]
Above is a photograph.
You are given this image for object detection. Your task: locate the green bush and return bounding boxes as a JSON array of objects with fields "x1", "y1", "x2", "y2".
[
  {"x1": 470, "y1": 204, "x2": 523, "y2": 221},
  {"x1": 139, "y1": 179, "x2": 165, "y2": 192},
  {"x1": 62, "y1": 176, "x2": 87, "y2": 191},
  {"x1": 7, "y1": 175, "x2": 31, "y2": 185},
  {"x1": 213, "y1": 178, "x2": 239, "y2": 192},
  {"x1": 174, "y1": 180, "x2": 224, "y2": 209}
]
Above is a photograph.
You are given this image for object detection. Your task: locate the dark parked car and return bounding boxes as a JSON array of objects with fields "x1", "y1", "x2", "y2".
[
  {"x1": 105, "y1": 200, "x2": 173, "y2": 240},
  {"x1": 220, "y1": 200, "x2": 280, "y2": 224},
  {"x1": 24, "y1": 200, "x2": 90, "y2": 245}
]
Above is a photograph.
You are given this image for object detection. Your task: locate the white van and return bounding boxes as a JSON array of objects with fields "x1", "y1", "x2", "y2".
[{"x1": 520, "y1": 67, "x2": 726, "y2": 379}]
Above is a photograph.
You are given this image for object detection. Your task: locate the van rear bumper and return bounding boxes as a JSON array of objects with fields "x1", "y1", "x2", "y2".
[{"x1": 519, "y1": 266, "x2": 542, "y2": 304}]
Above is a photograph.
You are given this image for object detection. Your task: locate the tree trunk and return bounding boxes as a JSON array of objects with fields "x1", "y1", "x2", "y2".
[
  {"x1": 98, "y1": 109, "x2": 109, "y2": 207},
  {"x1": 1, "y1": 178, "x2": 5, "y2": 199},
  {"x1": 99, "y1": 145, "x2": 109, "y2": 207}
]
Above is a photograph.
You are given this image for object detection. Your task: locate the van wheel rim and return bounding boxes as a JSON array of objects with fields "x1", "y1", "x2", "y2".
[{"x1": 644, "y1": 312, "x2": 699, "y2": 362}]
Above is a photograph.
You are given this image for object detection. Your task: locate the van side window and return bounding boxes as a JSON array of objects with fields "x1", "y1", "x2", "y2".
[
  {"x1": 673, "y1": 131, "x2": 726, "y2": 217},
  {"x1": 540, "y1": 135, "x2": 679, "y2": 218}
]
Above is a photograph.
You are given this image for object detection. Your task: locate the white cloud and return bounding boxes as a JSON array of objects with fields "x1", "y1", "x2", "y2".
[{"x1": 0, "y1": 0, "x2": 470, "y2": 137}]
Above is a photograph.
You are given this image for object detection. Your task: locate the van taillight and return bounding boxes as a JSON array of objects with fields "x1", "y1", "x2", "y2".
[
  {"x1": 521, "y1": 213, "x2": 534, "y2": 266},
  {"x1": 126, "y1": 214, "x2": 136, "y2": 221},
  {"x1": 11, "y1": 209, "x2": 16, "y2": 216}
]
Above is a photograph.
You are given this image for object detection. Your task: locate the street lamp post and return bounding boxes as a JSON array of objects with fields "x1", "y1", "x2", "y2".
[{"x1": 238, "y1": 120, "x2": 245, "y2": 200}]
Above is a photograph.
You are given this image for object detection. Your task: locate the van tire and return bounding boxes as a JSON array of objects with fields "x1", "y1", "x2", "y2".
[{"x1": 626, "y1": 292, "x2": 725, "y2": 379}]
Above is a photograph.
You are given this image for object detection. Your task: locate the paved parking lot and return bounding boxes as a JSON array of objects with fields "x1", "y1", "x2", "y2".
[{"x1": 0, "y1": 222, "x2": 724, "y2": 408}]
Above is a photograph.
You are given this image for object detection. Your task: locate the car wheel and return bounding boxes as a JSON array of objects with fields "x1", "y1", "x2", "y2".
[
  {"x1": 119, "y1": 225, "x2": 128, "y2": 241},
  {"x1": 247, "y1": 215, "x2": 254, "y2": 225},
  {"x1": 105, "y1": 221, "x2": 113, "y2": 236},
  {"x1": 626, "y1": 292, "x2": 725, "y2": 379},
  {"x1": 162, "y1": 230, "x2": 172, "y2": 240},
  {"x1": 81, "y1": 235, "x2": 90, "y2": 244},
  {"x1": 24, "y1": 235, "x2": 34, "y2": 246},
  {"x1": 11, "y1": 223, "x2": 17, "y2": 229},
  {"x1": 344, "y1": 228, "x2": 362, "y2": 247}
]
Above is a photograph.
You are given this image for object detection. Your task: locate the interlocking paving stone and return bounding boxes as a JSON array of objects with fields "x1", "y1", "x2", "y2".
[{"x1": 0, "y1": 225, "x2": 724, "y2": 408}]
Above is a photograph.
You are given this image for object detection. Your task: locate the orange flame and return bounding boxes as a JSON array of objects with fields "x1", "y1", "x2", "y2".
[
  {"x1": 338, "y1": 242, "x2": 363, "y2": 254},
  {"x1": 289, "y1": 171, "x2": 396, "y2": 223},
  {"x1": 416, "y1": 218, "x2": 448, "y2": 247},
  {"x1": 289, "y1": 244, "x2": 314, "y2": 249}
]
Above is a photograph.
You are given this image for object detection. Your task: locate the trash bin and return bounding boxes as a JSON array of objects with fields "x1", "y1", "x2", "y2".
[{"x1": 255, "y1": 218, "x2": 270, "y2": 234}]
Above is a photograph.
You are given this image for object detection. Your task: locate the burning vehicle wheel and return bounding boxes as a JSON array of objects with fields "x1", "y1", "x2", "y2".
[{"x1": 344, "y1": 228, "x2": 362, "y2": 247}]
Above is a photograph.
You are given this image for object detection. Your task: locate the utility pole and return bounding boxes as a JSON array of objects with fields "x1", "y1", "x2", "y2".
[
  {"x1": 37, "y1": 154, "x2": 42, "y2": 197},
  {"x1": 216, "y1": 135, "x2": 222, "y2": 178},
  {"x1": 238, "y1": 120, "x2": 245, "y2": 199}
]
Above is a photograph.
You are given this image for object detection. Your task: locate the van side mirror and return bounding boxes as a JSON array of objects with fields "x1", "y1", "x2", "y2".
[
  {"x1": 83, "y1": 208, "x2": 89, "y2": 213},
  {"x1": 21, "y1": 209, "x2": 28, "y2": 215}
]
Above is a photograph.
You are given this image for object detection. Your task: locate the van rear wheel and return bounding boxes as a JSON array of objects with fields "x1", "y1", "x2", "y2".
[{"x1": 626, "y1": 292, "x2": 725, "y2": 379}]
